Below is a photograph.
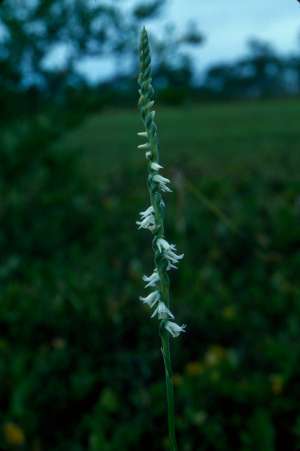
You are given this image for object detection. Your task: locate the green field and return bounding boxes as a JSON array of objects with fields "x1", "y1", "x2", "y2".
[
  {"x1": 65, "y1": 100, "x2": 300, "y2": 179},
  {"x1": 2, "y1": 100, "x2": 300, "y2": 450}
]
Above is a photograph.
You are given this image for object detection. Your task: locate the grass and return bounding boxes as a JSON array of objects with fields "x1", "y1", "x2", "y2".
[
  {"x1": 3, "y1": 98, "x2": 300, "y2": 450},
  {"x1": 63, "y1": 99, "x2": 300, "y2": 182}
]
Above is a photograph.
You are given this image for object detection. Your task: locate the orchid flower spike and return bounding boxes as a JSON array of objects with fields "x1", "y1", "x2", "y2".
[
  {"x1": 136, "y1": 26, "x2": 185, "y2": 451},
  {"x1": 136, "y1": 26, "x2": 185, "y2": 339}
]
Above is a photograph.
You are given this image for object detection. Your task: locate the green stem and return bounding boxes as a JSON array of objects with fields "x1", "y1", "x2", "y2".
[{"x1": 161, "y1": 330, "x2": 178, "y2": 451}]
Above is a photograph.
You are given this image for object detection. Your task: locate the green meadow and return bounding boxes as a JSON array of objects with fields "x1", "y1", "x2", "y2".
[
  {"x1": 65, "y1": 100, "x2": 300, "y2": 177},
  {"x1": 1, "y1": 99, "x2": 300, "y2": 450}
]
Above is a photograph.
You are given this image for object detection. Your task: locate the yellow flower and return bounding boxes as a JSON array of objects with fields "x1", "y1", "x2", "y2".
[
  {"x1": 173, "y1": 373, "x2": 183, "y2": 386},
  {"x1": 3, "y1": 422, "x2": 25, "y2": 446},
  {"x1": 192, "y1": 411, "x2": 207, "y2": 426},
  {"x1": 52, "y1": 338, "x2": 66, "y2": 349},
  {"x1": 0, "y1": 339, "x2": 7, "y2": 350},
  {"x1": 205, "y1": 345, "x2": 226, "y2": 367},
  {"x1": 210, "y1": 369, "x2": 220, "y2": 382},
  {"x1": 222, "y1": 306, "x2": 236, "y2": 320},
  {"x1": 185, "y1": 361, "x2": 204, "y2": 376},
  {"x1": 270, "y1": 374, "x2": 284, "y2": 395}
]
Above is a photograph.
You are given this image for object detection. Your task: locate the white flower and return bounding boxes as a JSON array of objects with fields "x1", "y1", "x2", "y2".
[
  {"x1": 139, "y1": 206, "x2": 154, "y2": 218},
  {"x1": 151, "y1": 302, "x2": 174, "y2": 320},
  {"x1": 150, "y1": 162, "x2": 163, "y2": 171},
  {"x1": 136, "y1": 206, "x2": 156, "y2": 231},
  {"x1": 152, "y1": 174, "x2": 172, "y2": 192},
  {"x1": 137, "y1": 143, "x2": 151, "y2": 150},
  {"x1": 137, "y1": 131, "x2": 148, "y2": 138},
  {"x1": 143, "y1": 269, "x2": 160, "y2": 288},
  {"x1": 139, "y1": 290, "x2": 160, "y2": 308},
  {"x1": 136, "y1": 214, "x2": 155, "y2": 230},
  {"x1": 156, "y1": 238, "x2": 184, "y2": 270},
  {"x1": 165, "y1": 321, "x2": 186, "y2": 338}
]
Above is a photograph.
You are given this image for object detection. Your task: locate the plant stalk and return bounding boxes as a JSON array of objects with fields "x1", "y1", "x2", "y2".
[
  {"x1": 161, "y1": 330, "x2": 178, "y2": 451},
  {"x1": 138, "y1": 26, "x2": 183, "y2": 451}
]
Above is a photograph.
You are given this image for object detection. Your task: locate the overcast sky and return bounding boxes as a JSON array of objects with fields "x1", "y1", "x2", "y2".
[
  {"x1": 78, "y1": 0, "x2": 300, "y2": 81},
  {"x1": 154, "y1": 0, "x2": 300, "y2": 66}
]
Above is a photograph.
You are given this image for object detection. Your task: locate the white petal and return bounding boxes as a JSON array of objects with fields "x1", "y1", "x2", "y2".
[
  {"x1": 138, "y1": 143, "x2": 151, "y2": 150},
  {"x1": 161, "y1": 185, "x2": 172, "y2": 193},
  {"x1": 152, "y1": 174, "x2": 172, "y2": 192},
  {"x1": 139, "y1": 290, "x2": 160, "y2": 308},
  {"x1": 156, "y1": 239, "x2": 184, "y2": 268},
  {"x1": 167, "y1": 262, "x2": 178, "y2": 270},
  {"x1": 165, "y1": 321, "x2": 186, "y2": 338},
  {"x1": 136, "y1": 215, "x2": 156, "y2": 231},
  {"x1": 139, "y1": 206, "x2": 154, "y2": 218},
  {"x1": 166, "y1": 250, "x2": 184, "y2": 263},
  {"x1": 138, "y1": 131, "x2": 148, "y2": 137},
  {"x1": 151, "y1": 162, "x2": 163, "y2": 171},
  {"x1": 157, "y1": 238, "x2": 170, "y2": 252},
  {"x1": 143, "y1": 269, "x2": 160, "y2": 288},
  {"x1": 153, "y1": 174, "x2": 170, "y2": 184}
]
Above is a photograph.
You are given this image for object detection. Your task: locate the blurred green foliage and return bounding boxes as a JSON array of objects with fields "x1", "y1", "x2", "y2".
[{"x1": 1, "y1": 101, "x2": 300, "y2": 450}]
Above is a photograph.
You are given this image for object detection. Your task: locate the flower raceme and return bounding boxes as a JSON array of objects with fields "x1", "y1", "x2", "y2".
[
  {"x1": 137, "y1": 27, "x2": 184, "y2": 451},
  {"x1": 136, "y1": 27, "x2": 185, "y2": 339}
]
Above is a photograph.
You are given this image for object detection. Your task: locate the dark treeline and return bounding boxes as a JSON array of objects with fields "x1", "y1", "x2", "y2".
[
  {"x1": 203, "y1": 39, "x2": 300, "y2": 100},
  {"x1": 1, "y1": 0, "x2": 300, "y2": 121}
]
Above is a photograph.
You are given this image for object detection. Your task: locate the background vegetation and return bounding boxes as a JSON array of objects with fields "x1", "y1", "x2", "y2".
[
  {"x1": 1, "y1": 1, "x2": 300, "y2": 450},
  {"x1": 1, "y1": 0, "x2": 300, "y2": 121}
]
